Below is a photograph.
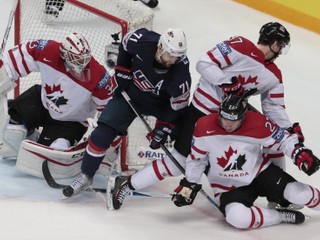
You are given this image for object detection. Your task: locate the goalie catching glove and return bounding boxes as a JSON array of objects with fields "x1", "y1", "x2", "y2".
[
  {"x1": 172, "y1": 178, "x2": 202, "y2": 207},
  {"x1": 292, "y1": 144, "x2": 320, "y2": 176},
  {"x1": 113, "y1": 65, "x2": 133, "y2": 96},
  {"x1": 146, "y1": 120, "x2": 175, "y2": 149},
  {"x1": 219, "y1": 76, "x2": 244, "y2": 96}
]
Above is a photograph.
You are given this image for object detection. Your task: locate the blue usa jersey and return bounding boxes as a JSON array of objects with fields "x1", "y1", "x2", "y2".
[{"x1": 118, "y1": 28, "x2": 191, "y2": 123}]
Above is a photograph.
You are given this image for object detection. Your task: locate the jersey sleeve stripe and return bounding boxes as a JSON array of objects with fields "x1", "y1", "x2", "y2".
[
  {"x1": 270, "y1": 93, "x2": 284, "y2": 98},
  {"x1": 193, "y1": 96, "x2": 216, "y2": 114},
  {"x1": 207, "y1": 50, "x2": 221, "y2": 68},
  {"x1": 192, "y1": 145, "x2": 207, "y2": 155},
  {"x1": 19, "y1": 45, "x2": 31, "y2": 75},
  {"x1": 8, "y1": 49, "x2": 22, "y2": 77},
  {"x1": 197, "y1": 87, "x2": 221, "y2": 106}
]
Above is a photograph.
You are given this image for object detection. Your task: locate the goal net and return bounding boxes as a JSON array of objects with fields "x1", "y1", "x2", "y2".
[{"x1": 13, "y1": 0, "x2": 169, "y2": 175}]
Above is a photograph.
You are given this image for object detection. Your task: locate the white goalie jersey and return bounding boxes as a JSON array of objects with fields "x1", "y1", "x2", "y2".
[{"x1": 2, "y1": 39, "x2": 113, "y2": 124}]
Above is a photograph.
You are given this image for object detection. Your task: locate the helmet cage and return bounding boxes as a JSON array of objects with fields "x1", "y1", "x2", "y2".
[{"x1": 60, "y1": 33, "x2": 92, "y2": 74}]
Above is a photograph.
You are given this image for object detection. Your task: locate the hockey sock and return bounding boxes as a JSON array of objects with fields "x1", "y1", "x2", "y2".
[
  {"x1": 81, "y1": 123, "x2": 118, "y2": 176},
  {"x1": 284, "y1": 182, "x2": 320, "y2": 209}
]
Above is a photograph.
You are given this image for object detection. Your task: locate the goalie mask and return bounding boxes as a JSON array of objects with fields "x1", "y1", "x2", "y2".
[
  {"x1": 60, "y1": 33, "x2": 92, "y2": 76},
  {"x1": 158, "y1": 28, "x2": 187, "y2": 58}
]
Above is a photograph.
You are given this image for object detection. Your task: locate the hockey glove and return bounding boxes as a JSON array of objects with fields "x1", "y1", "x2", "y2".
[
  {"x1": 287, "y1": 122, "x2": 305, "y2": 143},
  {"x1": 219, "y1": 76, "x2": 244, "y2": 96},
  {"x1": 113, "y1": 65, "x2": 133, "y2": 96},
  {"x1": 147, "y1": 120, "x2": 175, "y2": 150},
  {"x1": 293, "y1": 144, "x2": 320, "y2": 176},
  {"x1": 172, "y1": 178, "x2": 202, "y2": 207}
]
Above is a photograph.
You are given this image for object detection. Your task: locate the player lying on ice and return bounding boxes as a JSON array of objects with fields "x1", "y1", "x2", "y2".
[
  {"x1": 170, "y1": 94, "x2": 320, "y2": 229},
  {"x1": 0, "y1": 32, "x2": 116, "y2": 178}
]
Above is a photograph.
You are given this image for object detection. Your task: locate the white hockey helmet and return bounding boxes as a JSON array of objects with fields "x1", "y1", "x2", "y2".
[
  {"x1": 60, "y1": 32, "x2": 92, "y2": 74},
  {"x1": 158, "y1": 28, "x2": 187, "y2": 58}
]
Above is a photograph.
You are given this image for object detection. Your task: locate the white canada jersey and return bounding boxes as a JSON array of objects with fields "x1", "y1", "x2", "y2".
[
  {"x1": 185, "y1": 111, "x2": 299, "y2": 197},
  {"x1": 3, "y1": 39, "x2": 114, "y2": 124},
  {"x1": 193, "y1": 36, "x2": 291, "y2": 128}
]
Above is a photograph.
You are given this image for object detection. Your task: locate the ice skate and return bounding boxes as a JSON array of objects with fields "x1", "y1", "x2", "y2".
[
  {"x1": 106, "y1": 175, "x2": 131, "y2": 210},
  {"x1": 63, "y1": 173, "x2": 93, "y2": 197},
  {"x1": 268, "y1": 201, "x2": 304, "y2": 210},
  {"x1": 278, "y1": 209, "x2": 305, "y2": 224}
]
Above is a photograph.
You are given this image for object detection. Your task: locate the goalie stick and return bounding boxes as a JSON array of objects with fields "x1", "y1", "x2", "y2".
[
  {"x1": 42, "y1": 160, "x2": 171, "y2": 198},
  {"x1": 121, "y1": 91, "x2": 221, "y2": 211},
  {"x1": 0, "y1": 0, "x2": 18, "y2": 58}
]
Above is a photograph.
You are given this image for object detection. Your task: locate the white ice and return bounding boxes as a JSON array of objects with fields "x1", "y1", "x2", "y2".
[{"x1": 1, "y1": 0, "x2": 320, "y2": 239}]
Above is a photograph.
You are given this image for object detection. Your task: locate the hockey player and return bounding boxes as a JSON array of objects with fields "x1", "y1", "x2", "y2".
[
  {"x1": 62, "y1": 27, "x2": 191, "y2": 197},
  {"x1": 107, "y1": 22, "x2": 305, "y2": 210},
  {"x1": 172, "y1": 95, "x2": 320, "y2": 229},
  {"x1": 0, "y1": 32, "x2": 113, "y2": 159}
]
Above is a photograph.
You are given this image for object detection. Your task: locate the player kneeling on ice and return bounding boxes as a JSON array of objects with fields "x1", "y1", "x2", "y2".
[
  {"x1": 0, "y1": 33, "x2": 113, "y2": 164},
  {"x1": 172, "y1": 95, "x2": 320, "y2": 229}
]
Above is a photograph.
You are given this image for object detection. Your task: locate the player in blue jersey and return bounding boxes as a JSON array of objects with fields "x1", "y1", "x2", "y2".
[{"x1": 62, "y1": 28, "x2": 191, "y2": 197}]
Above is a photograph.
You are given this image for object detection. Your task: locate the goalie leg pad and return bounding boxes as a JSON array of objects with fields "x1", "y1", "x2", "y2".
[
  {"x1": 0, "y1": 124, "x2": 27, "y2": 159},
  {"x1": 16, "y1": 140, "x2": 84, "y2": 178}
]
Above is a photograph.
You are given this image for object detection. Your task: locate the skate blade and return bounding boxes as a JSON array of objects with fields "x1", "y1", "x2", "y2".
[
  {"x1": 106, "y1": 175, "x2": 116, "y2": 211},
  {"x1": 268, "y1": 202, "x2": 304, "y2": 210}
]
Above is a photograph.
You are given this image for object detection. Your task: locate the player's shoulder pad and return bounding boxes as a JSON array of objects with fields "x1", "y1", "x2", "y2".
[
  {"x1": 193, "y1": 113, "x2": 220, "y2": 137},
  {"x1": 244, "y1": 111, "x2": 284, "y2": 141},
  {"x1": 123, "y1": 28, "x2": 159, "y2": 52},
  {"x1": 27, "y1": 39, "x2": 56, "y2": 51},
  {"x1": 265, "y1": 62, "x2": 282, "y2": 83},
  {"x1": 225, "y1": 36, "x2": 264, "y2": 61}
]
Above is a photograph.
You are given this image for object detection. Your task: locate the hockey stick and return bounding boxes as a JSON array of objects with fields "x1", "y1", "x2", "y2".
[
  {"x1": 0, "y1": 0, "x2": 19, "y2": 58},
  {"x1": 121, "y1": 91, "x2": 220, "y2": 210},
  {"x1": 42, "y1": 160, "x2": 171, "y2": 198}
]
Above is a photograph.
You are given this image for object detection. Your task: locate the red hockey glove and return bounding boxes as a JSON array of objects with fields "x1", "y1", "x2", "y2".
[
  {"x1": 113, "y1": 65, "x2": 133, "y2": 96},
  {"x1": 172, "y1": 178, "x2": 202, "y2": 207},
  {"x1": 292, "y1": 144, "x2": 320, "y2": 176},
  {"x1": 147, "y1": 120, "x2": 175, "y2": 150},
  {"x1": 219, "y1": 76, "x2": 244, "y2": 96},
  {"x1": 287, "y1": 122, "x2": 305, "y2": 143}
]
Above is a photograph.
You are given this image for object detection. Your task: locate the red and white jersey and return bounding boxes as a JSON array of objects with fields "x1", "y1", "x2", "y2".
[
  {"x1": 193, "y1": 36, "x2": 291, "y2": 128},
  {"x1": 185, "y1": 111, "x2": 299, "y2": 197},
  {"x1": 3, "y1": 39, "x2": 114, "y2": 125}
]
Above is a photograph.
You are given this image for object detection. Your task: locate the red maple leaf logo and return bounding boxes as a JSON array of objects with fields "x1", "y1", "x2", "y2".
[
  {"x1": 238, "y1": 75, "x2": 258, "y2": 86},
  {"x1": 44, "y1": 84, "x2": 63, "y2": 94},
  {"x1": 217, "y1": 146, "x2": 238, "y2": 168}
]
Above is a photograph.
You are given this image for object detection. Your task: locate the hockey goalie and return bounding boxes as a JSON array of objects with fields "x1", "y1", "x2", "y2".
[{"x1": 0, "y1": 32, "x2": 122, "y2": 179}]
